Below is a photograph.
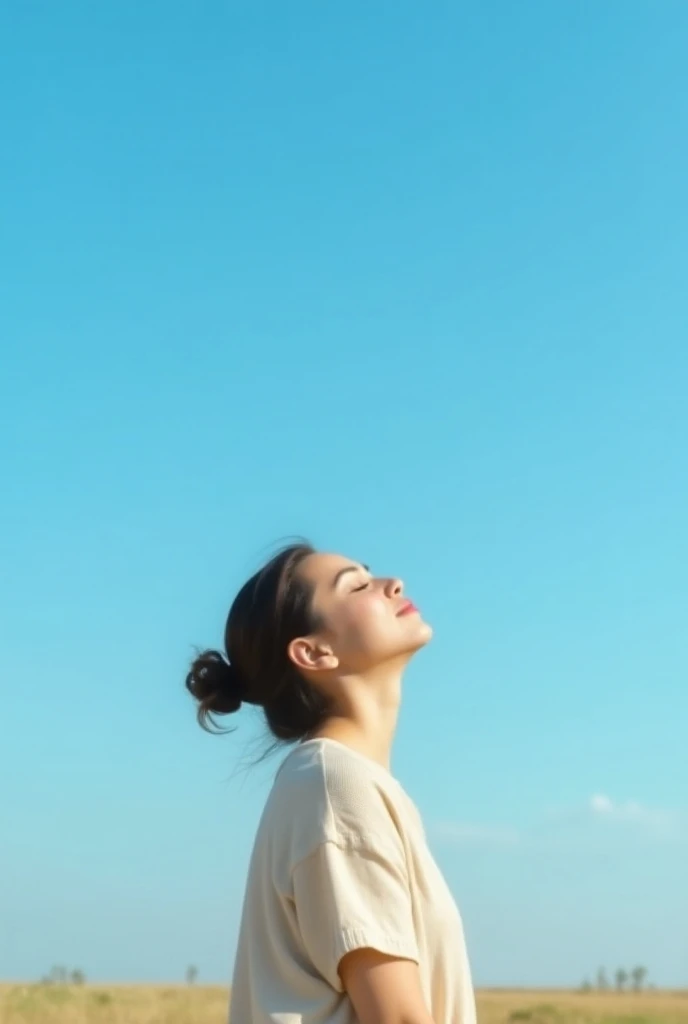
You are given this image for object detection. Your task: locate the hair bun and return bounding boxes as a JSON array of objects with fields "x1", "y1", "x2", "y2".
[{"x1": 185, "y1": 650, "x2": 244, "y2": 726}]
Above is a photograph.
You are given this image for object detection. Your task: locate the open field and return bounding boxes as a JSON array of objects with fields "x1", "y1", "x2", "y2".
[
  {"x1": 478, "y1": 991, "x2": 688, "y2": 1024},
  {"x1": 0, "y1": 985, "x2": 686, "y2": 1024},
  {"x1": 0, "y1": 983, "x2": 683, "y2": 1024}
]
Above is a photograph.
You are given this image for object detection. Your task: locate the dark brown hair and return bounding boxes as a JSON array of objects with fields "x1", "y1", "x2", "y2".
[{"x1": 185, "y1": 543, "x2": 332, "y2": 742}]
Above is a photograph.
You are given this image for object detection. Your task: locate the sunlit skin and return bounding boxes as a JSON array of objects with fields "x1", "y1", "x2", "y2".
[
  {"x1": 286, "y1": 552, "x2": 436, "y2": 1024},
  {"x1": 287, "y1": 552, "x2": 432, "y2": 769}
]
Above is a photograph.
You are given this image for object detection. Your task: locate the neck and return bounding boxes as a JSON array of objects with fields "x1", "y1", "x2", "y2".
[{"x1": 310, "y1": 663, "x2": 405, "y2": 770}]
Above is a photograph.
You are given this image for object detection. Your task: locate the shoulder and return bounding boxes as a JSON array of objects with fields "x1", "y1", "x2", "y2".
[{"x1": 268, "y1": 740, "x2": 405, "y2": 866}]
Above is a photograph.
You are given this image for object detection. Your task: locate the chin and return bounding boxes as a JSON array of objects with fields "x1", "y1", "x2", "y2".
[
  {"x1": 405, "y1": 618, "x2": 433, "y2": 654},
  {"x1": 417, "y1": 620, "x2": 433, "y2": 646}
]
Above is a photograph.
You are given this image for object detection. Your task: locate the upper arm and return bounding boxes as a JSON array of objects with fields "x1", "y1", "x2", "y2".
[
  {"x1": 292, "y1": 839, "x2": 419, "y2": 990},
  {"x1": 290, "y1": 765, "x2": 430, "y2": 1019},
  {"x1": 339, "y1": 948, "x2": 434, "y2": 1024}
]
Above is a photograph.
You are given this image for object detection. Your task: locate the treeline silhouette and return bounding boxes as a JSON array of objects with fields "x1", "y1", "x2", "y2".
[
  {"x1": 39, "y1": 964, "x2": 201, "y2": 986},
  {"x1": 39, "y1": 966, "x2": 85, "y2": 985},
  {"x1": 580, "y1": 967, "x2": 650, "y2": 992}
]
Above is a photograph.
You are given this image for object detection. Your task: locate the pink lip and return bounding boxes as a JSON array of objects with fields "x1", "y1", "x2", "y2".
[{"x1": 397, "y1": 600, "x2": 418, "y2": 617}]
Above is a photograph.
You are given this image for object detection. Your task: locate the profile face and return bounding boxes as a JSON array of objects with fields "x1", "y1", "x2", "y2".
[{"x1": 293, "y1": 552, "x2": 432, "y2": 675}]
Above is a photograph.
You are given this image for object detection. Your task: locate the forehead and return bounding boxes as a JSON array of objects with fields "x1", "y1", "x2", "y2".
[{"x1": 298, "y1": 551, "x2": 362, "y2": 588}]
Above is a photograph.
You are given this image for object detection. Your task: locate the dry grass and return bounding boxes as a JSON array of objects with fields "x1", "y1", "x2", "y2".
[
  {"x1": 477, "y1": 990, "x2": 688, "y2": 1024},
  {"x1": 0, "y1": 984, "x2": 686, "y2": 1024},
  {"x1": 0, "y1": 985, "x2": 228, "y2": 1024}
]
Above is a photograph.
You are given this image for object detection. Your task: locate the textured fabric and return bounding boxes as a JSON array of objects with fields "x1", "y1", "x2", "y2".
[{"x1": 229, "y1": 738, "x2": 476, "y2": 1024}]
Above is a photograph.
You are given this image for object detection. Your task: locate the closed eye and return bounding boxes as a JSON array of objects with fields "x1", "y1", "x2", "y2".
[{"x1": 352, "y1": 581, "x2": 370, "y2": 593}]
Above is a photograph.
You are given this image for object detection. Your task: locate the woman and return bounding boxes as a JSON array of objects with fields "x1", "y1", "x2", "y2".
[{"x1": 186, "y1": 543, "x2": 476, "y2": 1024}]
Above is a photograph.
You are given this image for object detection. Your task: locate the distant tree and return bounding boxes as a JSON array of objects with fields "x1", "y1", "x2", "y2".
[
  {"x1": 615, "y1": 968, "x2": 628, "y2": 992},
  {"x1": 580, "y1": 979, "x2": 592, "y2": 993},
  {"x1": 50, "y1": 966, "x2": 68, "y2": 985},
  {"x1": 631, "y1": 966, "x2": 647, "y2": 992},
  {"x1": 596, "y1": 968, "x2": 609, "y2": 992},
  {"x1": 185, "y1": 965, "x2": 198, "y2": 986},
  {"x1": 70, "y1": 969, "x2": 86, "y2": 985}
]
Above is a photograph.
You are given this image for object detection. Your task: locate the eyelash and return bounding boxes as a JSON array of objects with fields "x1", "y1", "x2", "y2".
[{"x1": 353, "y1": 581, "x2": 370, "y2": 592}]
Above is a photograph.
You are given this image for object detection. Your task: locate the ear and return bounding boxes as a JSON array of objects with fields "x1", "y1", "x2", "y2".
[{"x1": 288, "y1": 636, "x2": 339, "y2": 674}]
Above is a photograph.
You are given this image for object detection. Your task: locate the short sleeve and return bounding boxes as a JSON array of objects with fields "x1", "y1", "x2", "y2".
[{"x1": 292, "y1": 836, "x2": 419, "y2": 991}]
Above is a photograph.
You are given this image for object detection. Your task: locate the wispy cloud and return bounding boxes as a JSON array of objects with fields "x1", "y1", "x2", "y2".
[
  {"x1": 432, "y1": 821, "x2": 520, "y2": 847},
  {"x1": 588, "y1": 793, "x2": 679, "y2": 835},
  {"x1": 432, "y1": 795, "x2": 685, "y2": 852}
]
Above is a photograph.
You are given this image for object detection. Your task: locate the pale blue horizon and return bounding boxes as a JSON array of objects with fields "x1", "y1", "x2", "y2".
[{"x1": 1, "y1": 0, "x2": 686, "y2": 989}]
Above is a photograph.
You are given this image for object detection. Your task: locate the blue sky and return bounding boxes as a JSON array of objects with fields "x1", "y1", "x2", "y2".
[{"x1": 1, "y1": 0, "x2": 686, "y2": 989}]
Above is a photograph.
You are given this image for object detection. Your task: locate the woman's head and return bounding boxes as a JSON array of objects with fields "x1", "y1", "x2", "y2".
[{"x1": 185, "y1": 543, "x2": 432, "y2": 741}]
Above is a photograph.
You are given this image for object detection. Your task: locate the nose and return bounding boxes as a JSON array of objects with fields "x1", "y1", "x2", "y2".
[{"x1": 384, "y1": 577, "x2": 404, "y2": 598}]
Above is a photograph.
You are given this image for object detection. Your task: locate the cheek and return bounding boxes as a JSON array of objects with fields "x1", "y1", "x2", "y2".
[{"x1": 340, "y1": 595, "x2": 393, "y2": 643}]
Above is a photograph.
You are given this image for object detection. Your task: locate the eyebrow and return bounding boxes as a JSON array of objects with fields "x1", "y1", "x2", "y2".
[{"x1": 332, "y1": 564, "x2": 370, "y2": 589}]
